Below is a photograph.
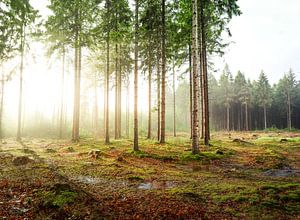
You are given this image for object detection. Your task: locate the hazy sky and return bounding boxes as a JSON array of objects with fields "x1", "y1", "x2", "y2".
[
  {"x1": 216, "y1": 0, "x2": 300, "y2": 84},
  {"x1": 31, "y1": 0, "x2": 300, "y2": 84}
]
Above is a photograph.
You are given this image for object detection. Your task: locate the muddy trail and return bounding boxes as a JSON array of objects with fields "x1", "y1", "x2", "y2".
[{"x1": 0, "y1": 133, "x2": 300, "y2": 219}]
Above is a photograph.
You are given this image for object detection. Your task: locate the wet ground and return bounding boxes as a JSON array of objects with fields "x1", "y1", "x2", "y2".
[{"x1": 0, "y1": 131, "x2": 300, "y2": 219}]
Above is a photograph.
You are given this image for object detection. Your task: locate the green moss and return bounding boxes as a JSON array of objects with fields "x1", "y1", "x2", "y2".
[
  {"x1": 128, "y1": 150, "x2": 177, "y2": 161},
  {"x1": 169, "y1": 187, "x2": 205, "y2": 202},
  {"x1": 280, "y1": 193, "x2": 300, "y2": 202},
  {"x1": 180, "y1": 151, "x2": 225, "y2": 161},
  {"x1": 260, "y1": 198, "x2": 280, "y2": 208},
  {"x1": 52, "y1": 191, "x2": 78, "y2": 207},
  {"x1": 39, "y1": 184, "x2": 78, "y2": 208},
  {"x1": 127, "y1": 175, "x2": 144, "y2": 181}
]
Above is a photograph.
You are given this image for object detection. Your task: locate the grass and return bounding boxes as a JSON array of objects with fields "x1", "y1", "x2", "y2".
[{"x1": 1, "y1": 131, "x2": 300, "y2": 219}]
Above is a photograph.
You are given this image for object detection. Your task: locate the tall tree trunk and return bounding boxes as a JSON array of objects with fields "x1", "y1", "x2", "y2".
[
  {"x1": 59, "y1": 48, "x2": 65, "y2": 139},
  {"x1": 117, "y1": 46, "x2": 122, "y2": 138},
  {"x1": 76, "y1": 42, "x2": 82, "y2": 139},
  {"x1": 197, "y1": 2, "x2": 204, "y2": 140},
  {"x1": 160, "y1": 0, "x2": 166, "y2": 144},
  {"x1": 105, "y1": 0, "x2": 110, "y2": 144},
  {"x1": 172, "y1": 57, "x2": 176, "y2": 137},
  {"x1": 188, "y1": 44, "x2": 193, "y2": 139},
  {"x1": 199, "y1": 0, "x2": 209, "y2": 145},
  {"x1": 72, "y1": 4, "x2": 81, "y2": 142},
  {"x1": 237, "y1": 106, "x2": 241, "y2": 131},
  {"x1": 157, "y1": 32, "x2": 161, "y2": 141},
  {"x1": 0, "y1": 71, "x2": 4, "y2": 140},
  {"x1": 200, "y1": 59, "x2": 204, "y2": 139},
  {"x1": 226, "y1": 105, "x2": 230, "y2": 131},
  {"x1": 192, "y1": 0, "x2": 199, "y2": 154},
  {"x1": 287, "y1": 92, "x2": 291, "y2": 130},
  {"x1": 17, "y1": 23, "x2": 25, "y2": 142},
  {"x1": 133, "y1": 0, "x2": 139, "y2": 151},
  {"x1": 126, "y1": 83, "x2": 129, "y2": 138},
  {"x1": 245, "y1": 103, "x2": 249, "y2": 131},
  {"x1": 263, "y1": 104, "x2": 267, "y2": 129},
  {"x1": 115, "y1": 44, "x2": 119, "y2": 139},
  {"x1": 240, "y1": 104, "x2": 243, "y2": 131},
  {"x1": 72, "y1": 45, "x2": 78, "y2": 141},
  {"x1": 147, "y1": 49, "x2": 152, "y2": 139}
]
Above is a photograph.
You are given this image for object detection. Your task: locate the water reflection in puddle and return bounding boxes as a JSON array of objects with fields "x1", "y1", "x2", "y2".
[
  {"x1": 75, "y1": 175, "x2": 101, "y2": 184},
  {"x1": 138, "y1": 181, "x2": 177, "y2": 190},
  {"x1": 263, "y1": 169, "x2": 300, "y2": 177}
]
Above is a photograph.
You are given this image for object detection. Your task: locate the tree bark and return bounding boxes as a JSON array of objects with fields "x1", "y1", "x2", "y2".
[
  {"x1": 160, "y1": 0, "x2": 166, "y2": 144},
  {"x1": 263, "y1": 104, "x2": 267, "y2": 129},
  {"x1": 199, "y1": 0, "x2": 209, "y2": 145},
  {"x1": 115, "y1": 44, "x2": 119, "y2": 139},
  {"x1": 156, "y1": 30, "x2": 161, "y2": 142},
  {"x1": 117, "y1": 46, "x2": 122, "y2": 138},
  {"x1": 72, "y1": 45, "x2": 78, "y2": 141},
  {"x1": 245, "y1": 102, "x2": 248, "y2": 131},
  {"x1": 93, "y1": 71, "x2": 99, "y2": 138},
  {"x1": 226, "y1": 105, "x2": 230, "y2": 131},
  {"x1": 72, "y1": 3, "x2": 81, "y2": 143},
  {"x1": 59, "y1": 48, "x2": 65, "y2": 139},
  {"x1": 17, "y1": 23, "x2": 25, "y2": 142},
  {"x1": 188, "y1": 44, "x2": 193, "y2": 139},
  {"x1": 0, "y1": 71, "x2": 4, "y2": 140},
  {"x1": 172, "y1": 57, "x2": 176, "y2": 137},
  {"x1": 133, "y1": 0, "x2": 139, "y2": 151},
  {"x1": 147, "y1": 49, "x2": 152, "y2": 139},
  {"x1": 192, "y1": 0, "x2": 199, "y2": 154},
  {"x1": 105, "y1": 0, "x2": 110, "y2": 144},
  {"x1": 126, "y1": 83, "x2": 129, "y2": 138},
  {"x1": 287, "y1": 92, "x2": 291, "y2": 130}
]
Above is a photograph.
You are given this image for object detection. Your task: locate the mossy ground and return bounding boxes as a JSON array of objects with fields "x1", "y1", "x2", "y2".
[{"x1": 0, "y1": 131, "x2": 299, "y2": 219}]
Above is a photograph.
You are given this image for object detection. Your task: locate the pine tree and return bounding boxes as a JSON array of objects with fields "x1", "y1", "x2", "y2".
[{"x1": 255, "y1": 71, "x2": 272, "y2": 129}]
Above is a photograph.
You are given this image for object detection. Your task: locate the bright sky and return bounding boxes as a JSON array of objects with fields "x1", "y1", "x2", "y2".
[{"x1": 215, "y1": 0, "x2": 300, "y2": 84}]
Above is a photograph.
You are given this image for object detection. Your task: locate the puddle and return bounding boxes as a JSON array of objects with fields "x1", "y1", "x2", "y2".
[
  {"x1": 138, "y1": 181, "x2": 177, "y2": 190},
  {"x1": 74, "y1": 175, "x2": 101, "y2": 184},
  {"x1": 262, "y1": 169, "x2": 300, "y2": 177},
  {"x1": 73, "y1": 175, "x2": 129, "y2": 189}
]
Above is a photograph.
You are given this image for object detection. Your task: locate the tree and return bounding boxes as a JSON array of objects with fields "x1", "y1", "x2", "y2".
[
  {"x1": 139, "y1": 0, "x2": 161, "y2": 139},
  {"x1": 109, "y1": 0, "x2": 132, "y2": 139},
  {"x1": 255, "y1": 71, "x2": 272, "y2": 129},
  {"x1": 105, "y1": 0, "x2": 111, "y2": 144},
  {"x1": 160, "y1": 0, "x2": 166, "y2": 144},
  {"x1": 277, "y1": 69, "x2": 297, "y2": 130},
  {"x1": 47, "y1": 0, "x2": 98, "y2": 142},
  {"x1": 234, "y1": 71, "x2": 250, "y2": 131},
  {"x1": 199, "y1": 0, "x2": 209, "y2": 145},
  {"x1": 0, "y1": 0, "x2": 27, "y2": 139},
  {"x1": 45, "y1": 1, "x2": 69, "y2": 139},
  {"x1": 199, "y1": 0, "x2": 241, "y2": 143},
  {"x1": 0, "y1": 64, "x2": 15, "y2": 139},
  {"x1": 133, "y1": 0, "x2": 139, "y2": 151},
  {"x1": 219, "y1": 65, "x2": 233, "y2": 131},
  {"x1": 10, "y1": 0, "x2": 38, "y2": 141},
  {"x1": 0, "y1": 0, "x2": 19, "y2": 61},
  {"x1": 191, "y1": 0, "x2": 199, "y2": 154},
  {"x1": 239, "y1": 79, "x2": 251, "y2": 131}
]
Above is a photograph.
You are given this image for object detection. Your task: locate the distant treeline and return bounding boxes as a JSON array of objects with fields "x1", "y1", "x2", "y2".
[{"x1": 207, "y1": 66, "x2": 300, "y2": 131}]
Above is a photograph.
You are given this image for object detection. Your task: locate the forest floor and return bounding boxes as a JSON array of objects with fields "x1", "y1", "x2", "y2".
[{"x1": 0, "y1": 131, "x2": 300, "y2": 219}]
